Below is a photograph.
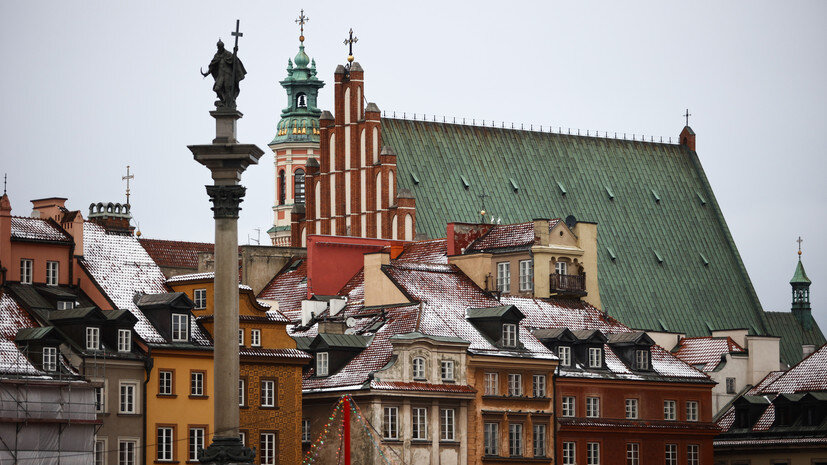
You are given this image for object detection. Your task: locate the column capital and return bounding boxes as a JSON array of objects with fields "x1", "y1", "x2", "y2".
[{"x1": 206, "y1": 185, "x2": 246, "y2": 219}]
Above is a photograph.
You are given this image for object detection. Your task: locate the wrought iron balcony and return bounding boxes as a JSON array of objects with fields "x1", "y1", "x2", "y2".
[{"x1": 550, "y1": 273, "x2": 587, "y2": 296}]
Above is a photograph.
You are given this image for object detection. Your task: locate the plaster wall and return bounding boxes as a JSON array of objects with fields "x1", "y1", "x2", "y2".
[{"x1": 745, "y1": 336, "x2": 782, "y2": 385}]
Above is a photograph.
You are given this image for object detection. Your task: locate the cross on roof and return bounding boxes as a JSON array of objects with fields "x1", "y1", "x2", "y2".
[
  {"x1": 122, "y1": 165, "x2": 134, "y2": 206},
  {"x1": 684, "y1": 109, "x2": 692, "y2": 127},
  {"x1": 479, "y1": 192, "x2": 489, "y2": 219},
  {"x1": 296, "y1": 9, "x2": 309, "y2": 41},
  {"x1": 797, "y1": 236, "x2": 803, "y2": 257},
  {"x1": 343, "y1": 28, "x2": 358, "y2": 62},
  {"x1": 3, "y1": 173, "x2": 6, "y2": 195}
]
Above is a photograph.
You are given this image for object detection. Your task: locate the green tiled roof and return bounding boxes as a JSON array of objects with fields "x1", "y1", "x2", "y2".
[
  {"x1": 790, "y1": 260, "x2": 811, "y2": 284},
  {"x1": 762, "y1": 311, "x2": 825, "y2": 366},
  {"x1": 380, "y1": 119, "x2": 781, "y2": 341}
]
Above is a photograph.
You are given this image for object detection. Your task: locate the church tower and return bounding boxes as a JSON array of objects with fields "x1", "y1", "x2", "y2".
[
  {"x1": 790, "y1": 240, "x2": 813, "y2": 330},
  {"x1": 268, "y1": 11, "x2": 325, "y2": 245}
]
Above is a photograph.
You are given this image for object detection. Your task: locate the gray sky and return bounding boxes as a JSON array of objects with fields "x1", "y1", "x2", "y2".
[{"x1": 2, "y1": 1, "x2": 825, "y2": 333}]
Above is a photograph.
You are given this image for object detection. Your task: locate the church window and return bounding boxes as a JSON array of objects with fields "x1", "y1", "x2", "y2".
[
  {"x1": 294, "y1": 169, "x2": 306, "y2": 204},
  {"x1": 278, "y1": 170, "x2": 286, "y2": 205},
  {"x1": 296, "y1": 92, "x2": 307, "y2": 108}
]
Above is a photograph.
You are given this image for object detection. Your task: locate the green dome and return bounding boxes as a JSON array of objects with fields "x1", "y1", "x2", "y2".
[{"x1": 294, "y1": 45, "x2": 310, "y2": 68}]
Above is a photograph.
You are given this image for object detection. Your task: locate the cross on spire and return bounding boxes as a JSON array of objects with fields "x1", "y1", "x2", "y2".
[
  {"x1": 479, "y1": 192, "x2": 489, "y2": 220},
  {"x1": 343, "y1": 28, "x2": 358, "y2": 63},
  {"x1": 231, "y1": 19, "x2": 243, "y2": 52},
  {"x1": 3, "y1": 173, "x2": 6, "y2": 196},
  {"x1": 797, "y1": 236, "x2": 803, "y2": 257},
  {"x1": 683, "y1": 109, "x2": 692, "y2": 127},
  {"x1": 296, "y1": 9, "x2": 309, "y2": 42},
  {"x1": 122, "y1": 165, "x2": 134, "y2": 207}
]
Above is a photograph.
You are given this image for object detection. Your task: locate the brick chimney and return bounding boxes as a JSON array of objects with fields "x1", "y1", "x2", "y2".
[
  {"x1": 30, "y1": 197, "x2": 67, "y2": 221},
  {"x1": 88, "y1": 202, "x2": 134, "y2": 235},
  {"x1": 446, "y1": 222, "x2": 492, "y2": 256}
]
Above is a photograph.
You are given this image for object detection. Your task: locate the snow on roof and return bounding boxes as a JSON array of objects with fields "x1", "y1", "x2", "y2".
[
  {"x1": 139, "y1": 238, "x2": 215, "y2": 269},
  {"x1": 468, "y1": 220, "x2": 560, "y2": 252},
  {"x1": 672, "y1": 336, "x2": 746, "y2": 372},
  {"x1": 758, "y1": 342, "x2": 827, "y2": 394},
  {"x1": 10, "y1": 216, "x2": 72, "y2": 243},
  {"x1": 396, "y1": 239, "x2": 448, "y2": 264},
  {"x1": 166, "y1": 272, "x2": 216, "y2": 283},
  {"x1": 0, "y1": 292, "x2": 43, "y2": 376},
  {"x1": 258, "y1": 259, "x2": 307, "y2": 320}
]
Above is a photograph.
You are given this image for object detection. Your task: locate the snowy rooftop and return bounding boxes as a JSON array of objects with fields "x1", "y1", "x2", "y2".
[
  {"x1": 0, "y1": 292, "x2": 42, "y2": 376},
  {"x1": 10, "y1": 216, "x2": 72, "y2": 243},
  {"x1": 672, "y1": 336, "x2": 746, "y2": 372}
]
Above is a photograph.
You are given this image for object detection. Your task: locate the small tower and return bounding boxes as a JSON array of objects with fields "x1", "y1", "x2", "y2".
[
  {"x1": 268, "y1": 10, "x2": 325, "y2": 246},
  {"x1": 790, "y1": 238, "x2": 813, "y2": 330}
]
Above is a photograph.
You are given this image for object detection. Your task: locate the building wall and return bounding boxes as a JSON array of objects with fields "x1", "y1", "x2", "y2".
[
  {"x1": 7, "y1": 241, "x2": 72, "y2": 284},
  {"x1": 271, "y1": 144, "x2": 317, "y2": 246}
]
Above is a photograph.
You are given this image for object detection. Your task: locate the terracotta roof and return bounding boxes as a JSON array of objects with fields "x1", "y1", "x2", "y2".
[
  {"x1": 747, "y1": 370, "x2": 785, "y2": 395},
  {"x1": 10, "y1": 216, "x2": 71, "y2": 243},
  {"x1": 672, "y1": 337, "x2": 746, "y2": 372},
  {"x1": 0, "y1": 291, "x2": 42, "y2": 376},
  {"x1": 257, "y1": 259, "x2": 307, "y2": 320},
  {"x1": 758, "y1": 342, "x2": 827, "y2": 394},
  {"x1": 370, "y1": 380, "x2": 476, "y2": 394},
  {"x1": 139, "y1": 238, "x2": 215, "y2": 269},
  {"x1": 240, "y1": 348, "x2": 311, "y2": 360},
  {"x1": 467, "y1": 220, "x2": 559, "y2": 252},
  {"x1": 396, "y1": 239, "x2": 448, "y2": 264},
  {"x1": 165, "y1": 272, "x2": 215, "y2": 283}
]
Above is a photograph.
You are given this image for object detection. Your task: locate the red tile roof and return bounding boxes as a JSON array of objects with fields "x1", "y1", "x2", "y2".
[
  {"x1": 396, "y1": 239, "x2": 448, "y2": 264},
  {"x1": 0, "y1": 291, "x2": 42, "y2": 375},
  {"x1": 468, "y1": 219, "x2": 560, "y2": 252},
  {"x1": 672, "y1": 337, "x2": 746, "y2": 372},
  {"x1": 10, "y1": 216, "x2": 71, "y2": 243},
  {"x1": 370, "y1": 380, "x2": 476, "y2": 394},
  {"x1": 240, "y1": 348, "x2": 311, "y2": 360},
  {"x1": 257, "y1": 259, "x2": 307, "y2": 320},
  {"x1": 139, "y1": 238, "x2": 215, "y2": 269},
  {"x1": 758, "y1": 342, "x2": 827, "y2": 394}
]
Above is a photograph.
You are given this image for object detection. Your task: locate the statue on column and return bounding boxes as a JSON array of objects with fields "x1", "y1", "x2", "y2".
[{"x1": 201, "y1": 39, "x2": 246, "y2": 109}]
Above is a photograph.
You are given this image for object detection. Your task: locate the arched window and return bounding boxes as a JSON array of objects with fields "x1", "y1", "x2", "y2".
[
  {"x1": 412, "y1": 356, "x2": 426, "y2": 380},
  {"x1": 278, "y1": 170, "x2": 286, "y2": 205},
  {"x1": 297, "y1": 92, "x2": 307, "y2": 108},
  {"x1": 294, "y1": 169, "x2": 306, "y2": 204}
]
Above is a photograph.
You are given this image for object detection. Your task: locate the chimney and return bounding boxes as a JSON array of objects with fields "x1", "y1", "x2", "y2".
[
  {"x1": 533, "y1": 218, "x2": 550, "y2": 246},
  {"x1": 0, "y1": 194, "x2": 12, "y2": 280},
  {"x1": 30, "y1": 197, "x2": 67, "y2": 222},
  {"x1": 446, "y1": 222, "x2": 492, "y2": 256},
  {"x1": 88, "y1": 202, "x2": 134, "y2": 235},
  {"x1": 803, "y1": 344, "x2": 816, "y2": 358},
  {"x1": 363, "y1": 251, "x2": 408, "y2": 307},
  {"x1": 318, "y1": 320, "x2": 347, "y2": 335},
  {"x1": 301, "y1": 299, "x2": 327, "y2": 326},
  {"x1": 679, "y1": 126, "x2": 696, "y2": 152}
]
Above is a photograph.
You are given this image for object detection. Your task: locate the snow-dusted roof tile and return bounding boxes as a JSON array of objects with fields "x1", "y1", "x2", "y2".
[
  {"x1": 0, "y1": 292, "x2": 44, "y2": 375},
  {"x1": 10, "y1": 216, "x2": 71, "y2": 243},
  {"x1": 672, "y1": 337, "x2": 746, "y2": 372}
]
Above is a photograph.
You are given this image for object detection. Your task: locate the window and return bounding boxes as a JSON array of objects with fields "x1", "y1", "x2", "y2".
[
  {"x1": 171, "y1": 314, "x2": 188, "y2": 342},
  {"x1": 440, "y1": 408, "x2": 455, "y2": 441},
  {"x1": 260, "y1": 433, "x2": 276, "y2": 465},
  {"x1": 587, "y1": 442, "x2": 600, "y2": 465},
  {"x1": 238, "y1": 431, "x2": 246, "y2": 447},
  {"x1": 533, "y1": 424, "x2": 546, "y2": 457},
  {"x1": 484, "y1": 372, "x2": 498, "y2": 395},
  {"x1": 586, "y1": 397, "x2": 600, "y2": 418},
  {"x1": 238, "y1": 378, "x2": 245, "y2": 406},
  {"x1": 532, "y1": 374, "x2": 546, "y2": 397},
  {"x1": 261, "y1": 380, "x2": 275, "y2": 407},
  {"x1": 86, "y1": 327, "x2": 100, "y2": 350},
  {"x1": 119, "y1": 382, "x2": 136, "y2": 414},
  {"x1": 193, "y1": 289, "x2": 207, "y2": 309},
  {"x1": 317, "y1": 352, "x2": 329, "y2": 376},
  {"x1": 634, "y1": 349, "x2": 649, "y2": 370},
  {"x1": 46, "y1": 261, "x2": 59, "y2": 286},
  {"x1": 159, "y1": 371, "x2": 173, "y2": 396},
  {"x1": 157, "y1": 427, "x2": 173, "y2": 461},
  {"x1": 508, "y1": 373, "x2": 522, "y2": 396},
  {"x1": 190, "y1": 371, "x2": 204, "y2": 396},
  {"x1": 665, "y1": 443, "x2": 677, "y2": 465},
  {"x1": 412, "y1": 357, "x2": 426, "y2": 380},
  {"x1": 383, "y1": 406, "x2": 398, "y2": 439},
  {"x1": 58, "y1": 300, "x2": 75, "y2": 310},
  {"x1": 626, "y1": 443, "x2": 639, "y2": 465},
  {"x1": 278, "y1": 169, "x2": 286, "y2": 205},
  {"x1": 20, "y1": 259, "x2": 32, "y2": 284},
  {"x1": 562, "y1": 396, "x2": 576, "y2": 417},
  {"x1": 509, "y1": 423, "x2": 523, "y2": 456},
  {"x1": 43, "y1": 346, "x2": 57, "y2": 371},
  {"x1": 238, "y1": 329, "x2": 244, "y2": 346},
  {"x1": 519, "y1": 259, "x2": 533, "y2": 291},
  {"x1": 496, "y1": 262, "x2": 510, "y2": 293},
  {"x1": 555, "y1": 261, "x2": 567, "y2": 276},
  {"x1": 118, "y1": 329, "x2": 131, "y2": 353},
  {"x1": 295, "y1": 169, "x2": 306, "y2": 204},
  {"x1": 686, "y1": 401, "x2": 699, "y2": 421},
  {"x1": 301, "y1": 419, "x2": 311, "y2": 443},
  {"x1": 441, "y1": 360, "x2": 455, "y2": 381},
  {"x1": 412, "y1": 407, "x2": 428, "y2": 440},
  {"x1": 484, "y1": 422, "x2": 498, "y2": 455},
  {"x1": 296, "y1": 92, "x2": 307, "y2": 108},
  {"x1": 558, "y1": 346, "x2": 571, "y2": 366},
  {"x1": 250, "y1": 329, "x2": 261, "y2": 347},
  {"x1": 118, "y1": 440, "x2": 137, "y2": 465},
  {"x1": 94, "y1": 385, "x2": 105, "y2": 412},
  {"x1": 588, "y1": 347, "x2": 602, "y2": 368},
  {"x1": 664, "y1": 400, "x2": 677, "y2": 420},
  {"x1": 189, "y1": 427, "x2": 205, "y2": 462},
  {"x1": 503, "y1": 323, "x2": 518, "y2": 347},
  {"x1": 726, "y1": 377, "x2": 736, "y2": 394},
  {"x1": 94, "y1": 439, "x2": 105, "y2": 465},
  {"x1": 687, "y1": 444, "x2": 699, "y2": 465},
  {"x1": 625, "y1": 399, "x2": 638, "y2": 419},
  {"x1": 562, "y1": 442, "x2": 576, "y2": 465}
]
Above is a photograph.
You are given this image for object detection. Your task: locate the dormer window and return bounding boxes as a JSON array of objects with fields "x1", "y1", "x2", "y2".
[
  {"x1": 171, "y1": 314, "x2": 189, "y2": 342},
  {"x1": 317, "y1": 352, "x2": 329, "y2": 376},
  {"x1": 634, "y1": 349, "x2": 649, "y2": 370},
  {"x1": 558, "y1": 346, "x2": 571, "y2": 366},
  {"x1": 412, "y1": 357, "x2": 426, "y2": 380},
  {"x1": 57, "y1": 301, "x2": 75, "y2": 310},
  {"x1": 118, "y1": 329, "x2": 131, "y2": 353},
  {"x1": 43, "y1": 347, "x2": 57, "y2": 371},
  {"x1": 588, "y1": 347, "x2": 602, "y2": 368},
  {"x1": 86, "y1": 327, "x2": 100, "y2": 350},
  {"x1": 503, "y1": 323, "x2": 518, "y2": 347}
]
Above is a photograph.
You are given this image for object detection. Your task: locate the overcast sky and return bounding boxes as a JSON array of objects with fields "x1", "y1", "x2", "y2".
[{"x1": 1, "y1": 1, "x2": 825, "y2": 333}]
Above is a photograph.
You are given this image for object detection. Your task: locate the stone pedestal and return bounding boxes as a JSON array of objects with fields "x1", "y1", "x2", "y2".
[{"x1": 190, "y1": 109, "x2": 264, "y2": 464}]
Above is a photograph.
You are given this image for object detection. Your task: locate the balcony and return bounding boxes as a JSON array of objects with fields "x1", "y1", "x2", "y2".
[{"x1": 549, "y1": 273, "x2": 587, "y2": 296}]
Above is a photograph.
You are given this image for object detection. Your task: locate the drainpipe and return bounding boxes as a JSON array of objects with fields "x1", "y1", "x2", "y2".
[
  {"x1": 142, "y1": 347, "x2": 153, "y2": 465},
  {"x1": 552, "y1": 369, "x2": 559, "y2": 465}
]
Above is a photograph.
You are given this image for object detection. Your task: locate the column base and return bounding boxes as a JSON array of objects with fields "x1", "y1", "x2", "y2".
[{"x1": 199, "y1": 436, "x2": 255, "y2": 464}]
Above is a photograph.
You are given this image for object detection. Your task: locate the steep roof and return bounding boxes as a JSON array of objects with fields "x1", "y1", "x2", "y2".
[
  {"x1": 381, "y1": 118, "x2": 770, "y2": 339},
  {"x1": 257, "y1": 259, "x2": 307, "y2": 320},
  {"x1": 467, "y1": 220, "x2": 560, "y2": 252},
  {"x1": 0, "y1": 291, "x2": 43, "y2": 376},
  {"x1": 790, "y1": 259, "x2": 810, "y2": 284},
  {"x1": 757, "y1": 343, "x2": 827, "y2": 394},
  {"x1": 672, "y1": 336, "x2": 746, "y2": 372},
  {"x1": 10, "y1": 216, "x2": 71, "y2": 243},
  {"x1": 138, "y1": 238, "x2": 215, "y2": 270},
  {"x1": 761, "y1": 311, "x2": 825, "y2": 367}
]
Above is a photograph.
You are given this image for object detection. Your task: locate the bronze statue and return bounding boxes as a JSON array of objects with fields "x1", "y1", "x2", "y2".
[{"x1": 201, "y1": 38, "x2": 246, "y2": 109}]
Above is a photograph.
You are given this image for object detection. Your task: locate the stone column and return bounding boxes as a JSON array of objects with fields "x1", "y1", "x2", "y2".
[{"x1": 191, "y1": 109, "x2": 263, "y2": 464}]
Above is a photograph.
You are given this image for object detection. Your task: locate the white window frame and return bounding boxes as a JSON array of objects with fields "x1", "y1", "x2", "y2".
[
  {"x1": 502, "y1": 323, "x2": 518, "y2": 347},
  {"x1": 157, "y1": 427, "x2": 173, "y2": 462},
  {"x1": 412, "y1": 356, "x2": 426, "y2": 380},
  {"x1": 626, "y1": 442, "x2": 640, "y2": 465},
  {"x1": 635, "y1": 349, "x2": 649, "y2": 370},
  {"x1": 558, "y1": 345, "x2": 571, "y2": 366},
  {"x1": 317, "y1": 352, "x2": 329, "y2": 376},
  {"x1": 118, "y1": 439, "x2": 138, "y2": 465},
  {"x1": 260, "y1": 432, "x2": 276, "y2": 465},
  {"x1": 238, "y1": 378, "x2": 245, "y2": 406},
  {"x1": 664, "y1": 400, "x2": 677, "y2": 420},
  {"x1": 687, "y1": 444, "x2": 699, "y2": 465},
  {"x1": 119, "y1": 381, "x2": 137, "y2": 414},
  {"x1": 117, "y1": 329, "x2": 131, "y2": 353},
  {"x1": 532, "y1": 374, "x2": 546, "y2": 397},
  {"x1": 159, "y1": 371, "x2": 173, "y2": 396},
  {"x1": 46, "y1": 261, "x2": 59, "y2": 286},
  {"x1": 519, "y1": 259, "x2": 533, "y2": 291},
  {"x1": 508, "y1": 423, "x2": 523, "y2": 457},
  {"x1": 484, "y1": 372, "x2": 499, "y2": 395},
  {"x1": 190, "y1": 371, "x2": 204, "y2": 396},
  {"x1": 440, "y1": 408, "x2": 455, "y2": 441},
  {"x1": 20, "y1": 259, "x2": 33, "y2": 284},
  {"x1": 586, "y1": 396, "x2": 600, "y2": 418},
  {"x1": 686, "y1": 401, "x2": 699, "y2": 421},
  {"x1": 665, "y1": 443, "x2": 677, "y2": 465},
  {"x1": 238, "y1": 329, "x2": 244, "y2": 346},
  {"x1": 507, "y1": 373, "x2": 522, "y2": 396},
  {"x1": 441, "y1": 360, "x2": 455, "y2": 381},
  {"x1": 625, "y1": 398, "x2": 639, "y2": 419},
  {"x1": 261, "y1": 380, "x2": 275, "y2": 407},
  {"x1": 562, "y1": 442, "x2": 576, "y2": 465},
  {"x1": 43, "y1": 346, "x2": 57, "y2": 371},
  {"x1": 533, "y1": 423, "x2": 546, "y2": 457},
  {"x1": 588, "y1": 347, "x2": 602, "y2": 368},
  {"x1": 57, "y1": 300, "x2": 75, "y2": 310},
  {"x1": 250, "y1": 329, "x2": 261, "y2": 347},
  {"x1": 412, "y1": 407, "x2": 428, "y2": 440},
  {"x1": 301, "y1": 419, "x2": 311, "y2": 443},
  {"x1": 94, "y1": 385, "x2": 105, "y2": 413},
  {"x1": 193, "y1": 288, "x2": 207, "y2": 309},
  {"x1": 484, "y1": 422, "x2": 498, "y2": 455},
  {"x1": 587, "y1": 442, "x2": 600, "y2": 465},
  {"x1": 188, "y1": 427, "x2": 205, "y2": 462},
  {"x1": 239, "y1": 431, "x2": 246, "y2": 447},
  {"x1": 555, "y1": 261, "x2": 567, "y2": 276},
  {"x1": 383, "y1": 406, "x2": 399, "y2": 440},
  {"x1": 496, "y1": 262, "x2": 511, "y2": 293},
  {"x1": 562, "y1": 396, "x2": 576, "y2": 417},
  {"x1": 86, "y1": 327, "x2": 100, "y2": 350},
  {"x1": 171, "y1": 314, "x2": 189, "y2": 342},
  {"x1": 94, "y1": 438, "x2": 106, "y2": 465}
]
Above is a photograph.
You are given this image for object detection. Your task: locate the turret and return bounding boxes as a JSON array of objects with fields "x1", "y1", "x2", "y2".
[{"x1": 790, "y1": 243, "x2": 813, "y2": 330}]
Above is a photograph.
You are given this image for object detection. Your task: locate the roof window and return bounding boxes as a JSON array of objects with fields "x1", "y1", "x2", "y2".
[
  {"x1": 460, "y1": 175, "x2": 470, "y2": 189},
  {"x1": 509, "y1": 178, "x2": 519, "y2": 192},
  {"x1": 651, "y1": 189, "x2": 661, "y2": 203}
]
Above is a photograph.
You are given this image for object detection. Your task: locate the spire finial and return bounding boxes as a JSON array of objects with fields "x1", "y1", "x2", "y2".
[
  {"x1": 295, "y1": 9, "x2": 309, "y2": 43},
  {"x1": 122, "y1": 165, "x2": 134, "y2": 207},
  {"x1": 797, "y1": 236, "x2": 803, "y2": 259},
  {"x1": 343, "y1": 28, "x2": 358, "y2": 64},
  {"x1": 3, "y1": 173, "x2": 6, "y2": 195},
  {"x1": 683, "y1": 109, "x2": 692, "y2": 127}
]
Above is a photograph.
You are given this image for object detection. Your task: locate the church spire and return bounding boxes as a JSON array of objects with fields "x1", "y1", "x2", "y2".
[{"x1": 790, "y1": 237, "x2": 813, "y2": 330}]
